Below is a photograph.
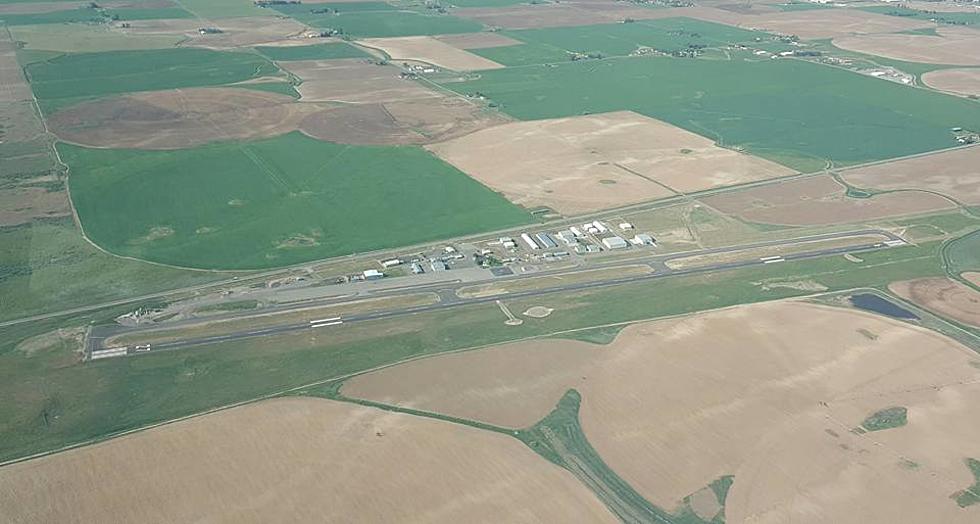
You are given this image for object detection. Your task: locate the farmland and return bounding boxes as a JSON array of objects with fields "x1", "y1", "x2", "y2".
[
  {"x1": 64, "y1": 132, "x2": 533, "y2": 269},
  {"x1": 3, "y1": 1, "x2": 980, "y2": 520},
  {"x1": 25, "y1": 48, "x2": 279, "y2": 108}
]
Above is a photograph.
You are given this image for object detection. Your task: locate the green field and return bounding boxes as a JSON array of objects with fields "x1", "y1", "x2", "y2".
[
  {"x1": 9, "y1": 24, "x2": 185, "y2": 53},
  {"x1": 26, "y1": 48, "x2": 278, "y2": 102},
  {"x1": 946, "y1": 228, "x2": 980, "y2": 275},
  {"x1": 471, "y1": 18, "x2": 792, "y2": 66},
  {"x1": 0, "y1": 236, "x2": 958, "y2": 462},
  {"x1": 858, "y1": 406, "x2": 908, "y2": 432},
  {"x1": 440, "y1": 55, "x2": 980, "y2": 171},
  {"x1": 860, "y1": 6, "x2": 980, "y2": 26},
  {"x1": 63, "y1": 132, "x2": 533, "y2": 269},
  {"x1": 256, "y1": 42, "x2": 370, "y2": 61},
  {"x1": 0, "y1": 6, "x2": 192, "y2": 25},
  {"x1": 177, "y1": 0, "x2": 266, "y2": 18},
  {"x1": 272, "y1": 4, "x2": 484, "y2": 37}
]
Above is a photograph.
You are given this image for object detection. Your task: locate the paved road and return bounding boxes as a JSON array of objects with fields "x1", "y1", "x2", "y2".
[{"x1": 88, "y1": 229, "x2": 903, "y2": 357}]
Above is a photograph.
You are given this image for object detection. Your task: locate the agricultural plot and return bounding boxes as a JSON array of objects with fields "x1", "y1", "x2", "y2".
[
  {"x1": 0, "y1": 397, "x2": 618, "y2": 523},
  {"x1": 343, "y1": 300, "x2": 980, "y2": 522},
  {"x1": 272, "y1": 3, "x2": 483, "y2": 37},
  {"x1": 440, "y1": 54, "x2": 980, "y2": 171},
  {"x1": 174, "y1": 0, "x2": 266, "y2": 19},
  {"x1": 48, "y1": 88, "x2": 319, "y2": 149},
  {"x1": 8, "y1": 23, "x2": 185, "y2": 53},
  {"x1": 453, "y1": 3, "x2": 654, "y2": 30},
  {"x1": 859, "y1": 5, "x2": 980, "y2": 26},
  {"x1": 63, "y1": 131, "x2": 532, "y2": 269},
  {"x1": 483, "y1": 17, "x2": 783, "y2": 61},
  {"x1": 25, "y1": 48, "x2": 279, "y2": 108},
  {"x1": 0, "y1": 5, "x2": 192, "y2": 25},
  {"x1": 702, "y1": 175, "x2": 953, "y2": 226},
  {"x1": 890, "y1": 277, "x2": 980, "y2": 327},
  {"x1": 923, "y1": 68, "x2": 980, "y2": 97},
  {"x1": 256, "y1": 42, "x2": 370, "y2": 61},
  {"x1": 280, "y1": 58, "x2": 437, "y2": 103},
  {"x1": 427, "y1": 111, "x2": 792, "y2": 215},
  {"x1": 357, "y1": 35, "x2": 504, "y2": 70},
  {"x1": 128, "y1": 16, "x2": 309, "y2": 49},
  {"x1": 841, "y1": 146, "x2": 980, "y2": 205},
  {"x1": 834, "y1": 25, "x2": 980, "y2": 66}
]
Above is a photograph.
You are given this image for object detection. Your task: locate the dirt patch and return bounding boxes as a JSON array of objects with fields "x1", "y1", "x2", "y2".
[
  {"x1": 0, "y1": 187, "x2": 70, "y2": 226},
  {"x1": 281, "y1": 58, "x2": 441, "y2": 103},
  {"x1": 965, "y1": 272, "x2": 980, "y2": 286},
  {"x1": 343, "y1": 300, "x2": 980, "y2": 521},
  {"x1": 523, "y1": 306, "x2": 553, "y2": 318},
  {"x1": 299, "y1": 96, "x2": 509, "y2": 145},
  {"x1": 834, "y1": 26, "x2": 980, "y2": 66},
  {"x1": 703, "y1": 175, "x2": 954, "y2": 226},
  {"x1": 0, "y1": 397, "x2": 617, "y2": 523},
  {"x1": 427, "y1": 111, "x2": 792, "y2": 215},
  {"x1": 453, "y1": 4, "x2": 619, "y2": 30},
  {"x1": 923, "y1": 68, "x2": 980, "y2": 97},
  {"x1": 48, "y1": 88, "x2": 318, "y2": 149},
  {"x1": 434, "y1": 32, "x2": 523, "y2": 49},
  {"x1": 15, "y1": 327, "x2": 86, "y2": 357},
  {"x1": 842, "y1": 146, "x2": 980, "y2": 205},
  {"x1": 890, "y1": 277, "x2": 980, "y2": 327},
  {"x1": 359, "y1": 36, "x2": 504, "y2": 71},
  {"x1": 689, "y1": 486, "x2": 723, "y2": 521}
]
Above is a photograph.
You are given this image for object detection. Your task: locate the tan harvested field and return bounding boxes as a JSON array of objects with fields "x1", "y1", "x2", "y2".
[
  {"x1": 0, "y1": 187, "x2": 70, "y2": 226},
  {"x1": 703, "y1": 175, "x2": 955, "y2": 226},
  {"x1": 299, "y1": 96, "x2": 509, "y2": 145},
  {"x1": 343, "y1": 300, "x2": 980, "y2": 521},
  {"x1": 834, "y1": 25, "x2": 980, "y2": 66},
  {"x1": 281, "y1": 58, "x2": 440, "y2": 103},
  {"x1": 0, "y1": 397, "x2": 617, "y2": 523},
  {"x1": 358, "y1": 36, "x2": 505, "y2": 71},
  {"x1": 456, "y1": 265, "x2": 653, "y2": 299},
  {"x1": 899, "y1": 1, "x2": 980, "y2": 13},
  {"x1": 890, "y1": 277, "x2": 980, "y2": 327},
  {"x1": 433, "y1": 32, "x2": 523, "y2": 49},
  {"x1": 964, "y1": 272, "x2": 980, "y2": 286},
  {"x1": 48, "y1": 88, "x2": 318, "y2": 149},
  {"x1": 125, "y1": 16, "x2": 308, "y2": 48},
  {"x1": 0, "y1": 36, "x2": 33, "y2": 103},
  {"x1": 427, "y1": 111, "x2": 793, "y2": 215},
  {"x1": 745, "y1": 8, "x2": 933, "y2": 39},
  {"x1": 923, "y1": 68, "x2": 980, "y2": 97},
  {"x1": 841, "y1": 146, "x2": 980, "y2": 204}
]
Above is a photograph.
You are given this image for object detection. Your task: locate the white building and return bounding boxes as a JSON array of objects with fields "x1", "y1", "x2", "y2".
[
  {"x1": 618, "y1": 222, "x2": 634, "y2": 231},
  {"x1": 363, "y1": 269, "x2": 384, "y2": 280},
  {"x1": 631, "y1": 233, "x2": 656, "y2": 246},
  {"x1": 601, "y1": 236, "x2": 628, "y2": 250},
  {"x1": 521, "y1": 233, "x2": 540, "y2": 250},
  {"x1": 381, "y1": 258, "x2": 402, "y2": 268}
]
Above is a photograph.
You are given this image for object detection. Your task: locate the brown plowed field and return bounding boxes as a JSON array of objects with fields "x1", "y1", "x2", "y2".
[
  {"x1": 0, "y1": 187, "x2": 70, "y2": 226},
  {"x1": 281, "y1": 58, "x2": 441, "y2": 103},
  {"x1": 358, "y1": 36, "x2": 505, "y2": 71},
  {"x1": 0, "y1": 397, "x2": 618, "y2": 523},
  {"x1": 299, "y1": 97, "x2": 509, "y2": 145},
  {"x1": 48, "y1": 88, "x2": 318, "y2": 149},
  {"x1": 427, "y1": 111, "x2": 792, "y2": 215},
  {"x1": 703, "y1": 175, "x2": 954, "y2": 226},
  {"x1": 965, "y1": 272, "x2": 980, "y2": 286},
  {"x1": 890, "y1": 277, "x2": 980, "y2": 327},
  {"x1": 834, "y1": 26, "x2": 980, "y2": 66},
  {"x1": 746, "y1": 8, "x2": 933, "y2": 39},
  {"x1": 923, "y1": 68, "x2": 980, "y2": 97},
  {"x1": 343, "y1": 300, "x2": 980, "y2": 522},
  {"x1": 841, "y1": 146, "x2": 980, "y2": 204},
  {"x1": 454, "y1": 4, "x2": 618, "y2": 29},
  {"x1": 125, "y1": 16, "x2": 308, "y2": 49}
]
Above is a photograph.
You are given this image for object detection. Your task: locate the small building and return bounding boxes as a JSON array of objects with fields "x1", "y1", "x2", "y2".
[
  {"x1": 570, "y1": 226, "x2": 584, "y2": 237},
  {"x1": 430, "y1": 260, "x2": 448, "y2": 272},
  {"x1": 363, "y1": 269, "x2": 384, "y2": 280},
  {"x1": 381, "y1": 258, "x2": 402, "y2": 268},
  {"x1": 521, "y1": 233, "x2": 540, "y2": 250},
  {"x1": 411, "y1": 262, "x2": 424, "y2": 274},
  {"x1": 444, "y1": 246, "x2": 457, "y2": 254},
  {"x1": 556, "y1": 230, "x2": 578, "y2": 246},
  {"x1": 618, "y1": 222, "x2": 634, "y2": 231},
  {"x1": 631, "y1": 233, "x2": 656, "y2": 246},
  {"x1": 601, "y1": 236, "x2": 628, "y2": 250},
  {"x1": 592, "y1": 220, "x2": 608, "y2": 233}
]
